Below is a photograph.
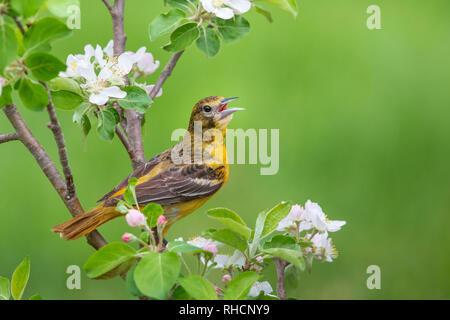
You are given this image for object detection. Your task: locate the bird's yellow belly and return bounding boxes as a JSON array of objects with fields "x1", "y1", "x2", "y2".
[{"x1": 162, "y1": 196, "x2": 213, "y2": 233}]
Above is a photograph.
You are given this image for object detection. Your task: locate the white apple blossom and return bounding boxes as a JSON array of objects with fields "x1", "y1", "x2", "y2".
[
  {"x1": 0, "y1": 77, "x2": 7, "y2": 96},
  {"x1": 187, "y1": 236, "x2": 221, "y2": 249},
  {"x1": 303, "y1": 200, "x2": 346, "y2": 233},
  {"x1": 200, "y1": 0, "x2": 251, "y2": 20},
  {"x1": 276, "y1": 204, "x2": 304, "y2": 231},
  {"x1": 137, "y1": 52, "x2": 160, "y2": 75},
  {"x1": 310, "y1": 232, "x2": 338, "y2": 262},
  {"x1": 212, "y1": 250, "x2": 246, "y2": 269},
  {"x1": 59, "y1": 44, "x2": 95, "y2": 78},
  {"x1": 79, "y1": 64, "x2": 126, "y2": 105},
  {"x1": 248, "y1": 281, "x2": 275, "y2": 297},
  {"x1": 143, "y1": 85, "x2": 162, "y2": 98}
]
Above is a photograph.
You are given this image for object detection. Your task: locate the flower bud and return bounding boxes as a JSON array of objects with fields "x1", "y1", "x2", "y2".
[
  {"x1": 121, "y1": 232, "x2": 135, "y2": 243},
  {"x1": 157, "y1": 215, "x2": 166, "y2": 225},
  {"x1": 125, "y1": 209, "x2": 146, "y2": 227},
  {"x1": 222, "y1": 274, "x2": 232, "y2": 283},
  {"x1": 203, "y1": 241, "x2": 218, "y2": 256},
  {"x1": 290, "y1": 204, "x2": 304, "y2": 221},
  {"x1": 255, "y1": 256, "x2": 264, "y2": 263},
  {"x1": 214, "y1": 285, "x2": 220, "y2": 296}
]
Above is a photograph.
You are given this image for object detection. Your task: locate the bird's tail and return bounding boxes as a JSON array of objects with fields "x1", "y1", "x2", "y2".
[{"x1": 51, "y1": 205, "x2": 120, "y2": 240}]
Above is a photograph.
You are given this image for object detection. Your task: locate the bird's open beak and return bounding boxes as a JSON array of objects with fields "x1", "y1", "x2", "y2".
[
  {"x1": 219, "y1": 97, "x2": 244, "y2": 118},
  {"x1": 220, "y1": 107, "x2": 245, "y2": 118},
  {"x1": 220, "y1": 97, "x2": 239, "y2": 105}
]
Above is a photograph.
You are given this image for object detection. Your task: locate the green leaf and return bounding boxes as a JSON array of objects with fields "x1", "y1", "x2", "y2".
[
  {"x1": 203, "y1": 228, "x2": 248, "y2": 252},
  {"x1": 217, "y1": 16, "x2": 250, "y2": 44},
  {"x1": 48, "y1": 77, "x2": 82, "y2": 95},
  {"x1": 196, "y1": 27, "x2": 220, "y2": 57},
  {"x1": 284, "y1": 264, "x2": 301, "y2": 291},
  {"x1": 95, "y1": 258, "x2": 137, "y2": 280},
  {"x1": 257, "y1": 0, "x2": 298, "y2": 18},
  {"x1": 0, "y1": 85, "x2": 13, "y2": 108},
  {"x1": 142, "y1": 203, "x2": 164, "y2": 227},
  {"x1": 134, "y1": 251, "x2": 181, "y2": 300},
  {"x1": 123, "y1": 177, "x2": 138, "y2": 206},
  {"x1": 50, "y1": 90, "x2": 83, "y2": 110},
  {"x1": 263, "y1": 248, "x2": 305, "y2": 271},
  {"x1": 115, "y1": 199, "x2": 129, "y2": 214},
  {"x1": 83, "y1": 242, "x2": 137, "y2": 279},
  {"x1": 0, "y1": 277, "x2": 10, "y2": 300},
  {"x1": 29, "y1": 294, "x2": 42, "y2": 300},
  {"x1": 167, "y1": 241, "x2": 212, "y2": 258},
  {"x1": 167, "y1": 0, "x2": 196, "y2": 11},
  {"x1": 23, "y1": 17, "x2": 72, "y2": 54},
  {"x1": 250, "y1": 209, "x2": 267, "y2": 256},
  {"x1": 81, "y1": 114, "x2": 91, "y2": 137},
  {"x1": 260, "y1": 201, "x2": 292, "y2": 239},
  {"x1": 254, "y1": 4, "x2": 273, "y2": 23},
  {"x1": 179, "y1": 275, "x2": 218, "y2": 300},
  {"x1": 171, "y1": 285, "x2": 192, "y2": 300},
  {"x1": 25, "y1": 52, "x2": 66, "y2": 81},
  {"x1": 73, "y1": 102, "x2": 90, "y2": 123},
  {"x1": 17, "y1": 78, "x2": 49, "y2": 111},
  {"x1": 10, "y1": 0, "x2": 45, "y2": 19},
  {"x1": 149, "y1": 9, "x2": 186, "y2": 41},
  {"x1": 207, "y1": 208, "x2": 252, "y2": 240},
  {"x1": 125, "y1": 264, "x2": 144, "y2": 297},
  {"x1": 117, "y1": 86, "x2": 151, "y2": 114},
  {"x1": 162, "y1": 23, "x2": 200, "y2": 52},
  {"x1": 47, "y1": 0, "x2": 80, "y2": 18},
  {"x1": 0, "y1": 23, "x2": 18, "y2": 75},
  {"x1": 223, "y1": 271, "x2": 259, "y2": 300},
  {"x1": 263, "y1": 234, "x2": 299, "y2": 250},
  {"x1": 97, "y1": 109, "x2": 117, "y2": 141},
  {"x1": 11, "y1": 256, "x2": 30, "y2": 300}
]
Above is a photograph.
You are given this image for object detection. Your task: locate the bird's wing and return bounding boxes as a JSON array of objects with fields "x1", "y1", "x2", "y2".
[
  {"x1": 97, "y1": 150, "x2": 168, "y2": 203},
  {"x1": 105, "y1": 163, "x2": 225, "y2": 207},
  {"x1": 134, "y1": 164, "x2": 225, "y2": 206}
]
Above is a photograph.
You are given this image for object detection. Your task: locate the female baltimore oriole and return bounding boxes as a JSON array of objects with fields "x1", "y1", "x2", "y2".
[{"x1": 52, "y1": 96, "x2": 243, "y2": 240}]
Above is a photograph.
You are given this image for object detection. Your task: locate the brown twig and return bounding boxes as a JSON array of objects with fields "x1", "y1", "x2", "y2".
[
  {"x1": 149, "y1": 51, "x2": 184, "y2": 99},
  {"x1": 102, "y1": 0, "x2": 145, "y2": 170},
  {"x1": 274, "y1": 258, "x2": 288, "y2": 300},
  {"x1": 0, "y1": 133, "x2": 19, "y2": 144},
  {"x1": 43, "y1": 83, "x2": 77, "y2": 199},
  {"x1": 2, "y1": 104, "x2": 107, "y2": 250}
]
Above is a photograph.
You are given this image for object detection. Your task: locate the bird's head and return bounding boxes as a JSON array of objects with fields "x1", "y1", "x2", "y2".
[{"x1": 188, "y1": 96, "x2": 243, "y2": 133}]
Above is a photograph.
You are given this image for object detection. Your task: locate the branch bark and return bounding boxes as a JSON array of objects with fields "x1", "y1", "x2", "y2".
[
  {"x1": 0, "y1": 133, "x2": 19, "y2": 144},
  {"x1": 2, "y1": 104, "x2": 107, "y2": 250},
  {"x1": 43, "y1": 83, "x2": 76, "y2": 199},
  {"x1": 274, "y1": 258, "x2": 288, "y2": 300},
  {"x1": 102, "y1": 0, "x2": 146, "y2": 170}
]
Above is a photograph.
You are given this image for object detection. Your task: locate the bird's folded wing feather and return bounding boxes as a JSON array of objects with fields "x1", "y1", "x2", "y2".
[
  {"x1": 101, "y1": 163, "x2": 225, "y2": 207},
  {"x1": 134, "y1": 164, "x2": 225, "y2": 206},
  {"x1": 97, "y1": 151, "x2": 167, "y2": 203}
]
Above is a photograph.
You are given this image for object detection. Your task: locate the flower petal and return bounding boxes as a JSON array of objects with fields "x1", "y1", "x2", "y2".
[
  {"x1": 104, "y1": 40, "x2": 114, "y2": 57},
  {"x1": 101, "y1": 86, "x2": 127, "y2": 99},
  {"x1": 89, "y1": 93, "x2": 109, "y2": 105},
  {"x1": 215, "y1": 7, "x2": 234, "y2": 19},
  {"x1": 225, "y1": 0, "x2": 251, "y2": 14},
  {"x1": 200, "y1": 0, "x2": 215, "y2": 13}
]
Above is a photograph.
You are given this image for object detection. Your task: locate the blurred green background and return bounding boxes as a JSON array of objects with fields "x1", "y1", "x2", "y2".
[{"x1": 1, "y1": 0, "x2": 449, "y2": 299}]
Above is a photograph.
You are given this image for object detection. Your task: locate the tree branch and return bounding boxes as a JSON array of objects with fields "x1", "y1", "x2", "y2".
[
  {"x1": 43, "y1": 83, "x2": 76, "y2": 199},
  {"x1": 102, "y1": 0, "x2": 146, "y2": 170},
  {"x1": 0, "y1": 133, "x2": 19, "y2": 144},
  {"x1": 149, "y1": 51, "x2": 184, "y2": 100},
  {"x1": 274, "y1": 258, "x2": 288, "y2": 300},
  {"x1": 2, "y1": 104, "x2": 107, "y2": 250}
]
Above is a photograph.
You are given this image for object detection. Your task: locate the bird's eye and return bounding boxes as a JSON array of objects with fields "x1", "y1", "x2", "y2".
[{"x1": 203, "y1": 105, "x2": 212, "y2": 112}]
